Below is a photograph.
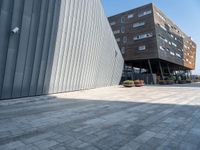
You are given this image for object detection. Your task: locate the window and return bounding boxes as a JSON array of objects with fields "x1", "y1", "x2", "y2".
[
  {"x1": 123, "y1": 36, "x2": 127, "y2": 43},
  {"x1": 110, "y1": 21, "x2": 116, "y2": 26},
  {"x1": 156, "y1": 12, "x2": 166, "y2": 21},
  {"x1": 133, "y1": 32, "x2": 153, "y2": 40},
  {"x1": 113, "y1": 30, "x2": 120, "y2": 35},
  {"x1": 176, "y1": 53, "x2": 181, "y2": 58},
  {"x1": 138, "y1": 10, "x2": 152, "y2": 17},
  {"x1": 121, "y1": 16, "x2": 125, "y2": 23},
  {"x1": 128, "y1": 14, "x2": 134, "y2": 19},
  {"x1": 133, "y1": 22, "x2": 145, "y2": 28},
  {"x1": 138, "y1": 45, "x2": 146, "y2": 51},
  {"x1": 116, "y1": 38, "x2": 120, "y2": 42},
  {"x1": 170, "y1": 51, "x2": 175, "y2": 56},
  {"x1": 159, "y1": 35, "x2": 168, "y2": 43},
  {"x1": 184, "y1": 45, "x2": 187, "y2": 49},
  {"x1": 160, "y1": 46, "x2": 165, "y2": 51},
  {"x1": 159, "y1": 24, "x2": 167, "y2": 31},
  {"x1": 121, "y1": 26, "x2": 125, "y2": 33},
  {"x1": 121, "y1": 47, "x2": 125, "y2": 54},
  {"x1": 172, "y1": 42, "x2": 177, "y2": 47}
]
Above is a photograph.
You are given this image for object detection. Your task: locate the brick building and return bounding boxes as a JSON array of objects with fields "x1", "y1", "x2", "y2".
[{"x1": 108, "y1": 3, "x2": 196, "y2": 83}]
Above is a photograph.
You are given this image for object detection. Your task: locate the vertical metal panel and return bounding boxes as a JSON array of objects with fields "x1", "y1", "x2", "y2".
[
  {"x1": 67, "y1": 0, "x2": 80, "y2": 92},
  {"x1": 64, "y1": 0, "x2": 77, "y2": 92},
  {"x1": 0, "y1": 0, "x2": 124, "y2": 100},
  {"x1": 56, "y1": 0, "x2": 71, "y2": 92},
  {"x1": 29, "y1": 0, "x2": 48, "y2": 96},
  {"x1": 0, "y1": 0, "x2": 13, "y2": 98},
  {"x1": 73, "y1": 0, "x2": 86, "y2": 91},
  {"x1": 1, "y1": 0, "x2": 25, "y2": 99},
  {"x1": 63, "y1": 0, "x2": 80, "y2": 92},
  {"x1": 36, "y1": 0, "x2": 56, "y2": 95},
  {"x1": 43, "y1": 0, "x2": 61, "y2": 94},
  {"x1": 54, "y1": 0, "x2": 70, "y2": 93},
  {"x1": 61, "y1": 0, "x2": 74, "y2": 92},
  {"x1": 48, "y1": 0, "x2": 66, "y2": 94},
  {"x1": 12, "y1": 0, "x2": 34, "y2": 98},
  {"x1": 21, "y1": 0, "x2": 42, "y2": 97}
]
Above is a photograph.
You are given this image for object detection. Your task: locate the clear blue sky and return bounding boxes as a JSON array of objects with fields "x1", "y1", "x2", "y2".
[{"x1": 102, "y1": 0, "x2": 200, "y2": 75}]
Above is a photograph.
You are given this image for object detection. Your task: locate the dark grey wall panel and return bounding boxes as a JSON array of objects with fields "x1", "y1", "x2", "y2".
[
  {"x1": 21, "y1": 0, "x2": 42, "y2": 97},
  {"x1": 0, "y1": 0, "x2": 13, "y2": 98},
  {"x1": 36, "y1": 0, "x2": 56, "y2": 95},
  {"x1": 29, "y1": 0, "x2": 49, "y2": 96},
  {"x1": 1, "y1": 0, "x2": 25, "y2": 99},
  {"x1": 0, "y1": 0, "x2": 124, "y2": 100},
  {"x1": 12, "y1": 0, "x2": 34, "y2": 97}
]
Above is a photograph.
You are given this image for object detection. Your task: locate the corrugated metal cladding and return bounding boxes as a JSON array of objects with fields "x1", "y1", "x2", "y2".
[{"x1": 0, "y1": 0, "x2": 124, "y2": 100}]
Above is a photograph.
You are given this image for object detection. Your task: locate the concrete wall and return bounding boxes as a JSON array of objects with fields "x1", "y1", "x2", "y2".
[{"x1": 0, "y1": 0, "x2": 124, "y2": 100}]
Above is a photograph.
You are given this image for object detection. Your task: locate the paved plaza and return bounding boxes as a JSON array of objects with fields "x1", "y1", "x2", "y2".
[{"x1": 0, "y1": 84, "x2": 200, "y2": 150}]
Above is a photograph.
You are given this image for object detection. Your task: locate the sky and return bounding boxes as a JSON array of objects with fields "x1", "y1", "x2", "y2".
[{"x1": 102, "y1": 0, "x2": 200, "y2": 75}]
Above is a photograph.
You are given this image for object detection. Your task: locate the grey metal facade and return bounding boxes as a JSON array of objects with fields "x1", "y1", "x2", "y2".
[{"x1": 0, "y1": 0, "x2": 124, "y2": 100}]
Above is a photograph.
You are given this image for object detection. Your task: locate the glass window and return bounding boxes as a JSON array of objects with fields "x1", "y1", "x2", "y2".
[
  {"x1": 159, "y1": 35, "x2": 168, "y2": 43},
  {"x1": 123, "y1": 36, "x2": 127, "y2": 43},
  {"x1": 116, "y1": 38, "x2": 120, "y2": 42},
  {"x1": 159, "y1": 24, "x2": 167, "y2": 31},
  {"x1": 110, "y1": 21, "x2": 116, "y2": 26},
  {"x1": 138, "y1": 45, "x2": 146, "y2": 51},
  {"x1": 121, "y1": 26, "x2": 125, "y2": 33},
  {"x1": 121, "y1": 47, "x2": 125, "y2": 54},
  {"x1": 172, "y1": 42, "x2": 177, "y2": 47},
  {"x1": 113, "y1": 30, "x2": 120, "y2": 35},
  {"x1": 170, "y1": 51, "x2": 175, "y2": 56},
  {"x1": 121, "y1": 16, "x2": 125, "y2": 23},
  {"x1": 156, "y1": 12, "x2": 166, "y2": 21},
  {"x1": 133, "y1": 32, "x2": 153, "y2": 40},
  {"x1": 176, "y1": 53, "x2": 181, "y2": 58},
  {"x1": 138, "y1": 10, "x2": 152, "y2": 17},
  {"x1": 133, "y1": 22, "x2": 145, "y2": 28},
  {"x1": 160, "y1": 46, "x2": 165, "y2": 51},
  {"x1": 128, "y1": 14, "x2": 134, "y2": 19}
]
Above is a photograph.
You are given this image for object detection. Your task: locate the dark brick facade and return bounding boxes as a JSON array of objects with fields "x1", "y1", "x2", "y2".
[{"x1": 108, "y1": 3, "x2": 196, "y2": 74}]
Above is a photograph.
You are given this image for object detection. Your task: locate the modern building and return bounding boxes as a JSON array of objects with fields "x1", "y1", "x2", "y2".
[
  {"x1": 108, "y1": 3, "x2": 196, "y2": 82},
  {"x1": 0, "y1": 0, "x2": 124, "y2": 100}
]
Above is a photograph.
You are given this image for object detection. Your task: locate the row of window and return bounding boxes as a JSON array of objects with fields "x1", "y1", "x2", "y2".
[
  {"x1": 116, "y1": 32, "x2": 153, "y2": 43},
  {"x1": 110, "y1": 9, "x2": 152, "y2": 26},
  {"x1": 184, "y1": 58, "x2": 192, "y2": 64},
  {"x1": 156, "y1": 11, "x2": 185, "y2": 39},
  {"x1": 120, "y1": 45, "x2": 146, "y2": 54},
  {"x1": 113, "y1": 22, "x2": 145, "y2": 35},
  {"x1": 156, "y1": 12, "x2": 166, "y2": 21},
  {"x1": 159, "y1": 35, "x2": 177, "y2": 47},
  {"x1": 158, "y1": 24, "x2": 180, "y2": 44},
  {"x1": 159, "y1": 46, "x2": 182, "y2": 58}
]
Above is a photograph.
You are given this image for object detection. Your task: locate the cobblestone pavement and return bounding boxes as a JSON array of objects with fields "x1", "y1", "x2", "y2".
[{"x1": 0, "y1": 85, "x2": 200, "y2": 150}]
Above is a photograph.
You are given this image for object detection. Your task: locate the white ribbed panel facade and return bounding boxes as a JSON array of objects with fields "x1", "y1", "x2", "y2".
[{"x1": 0, "y1": 0, "x2": 124, "y2": 100}]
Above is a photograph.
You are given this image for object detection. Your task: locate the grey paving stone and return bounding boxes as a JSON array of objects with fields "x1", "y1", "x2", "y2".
[
  {"x1": 134, "y1": 131, "x2": 156, "y2": 143},
  {"x1": 119, "y1": 140, "x2": 140, "y2": 150},
  {"x1": 0, "y1": 86, "x2": 200, "y2": 149},
  {"x1": 0, "y1": 141, "x2": 25, "y2": 150},
  {"x1": 33, "y1": 139, "x2": 58, "y2": 149}
]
